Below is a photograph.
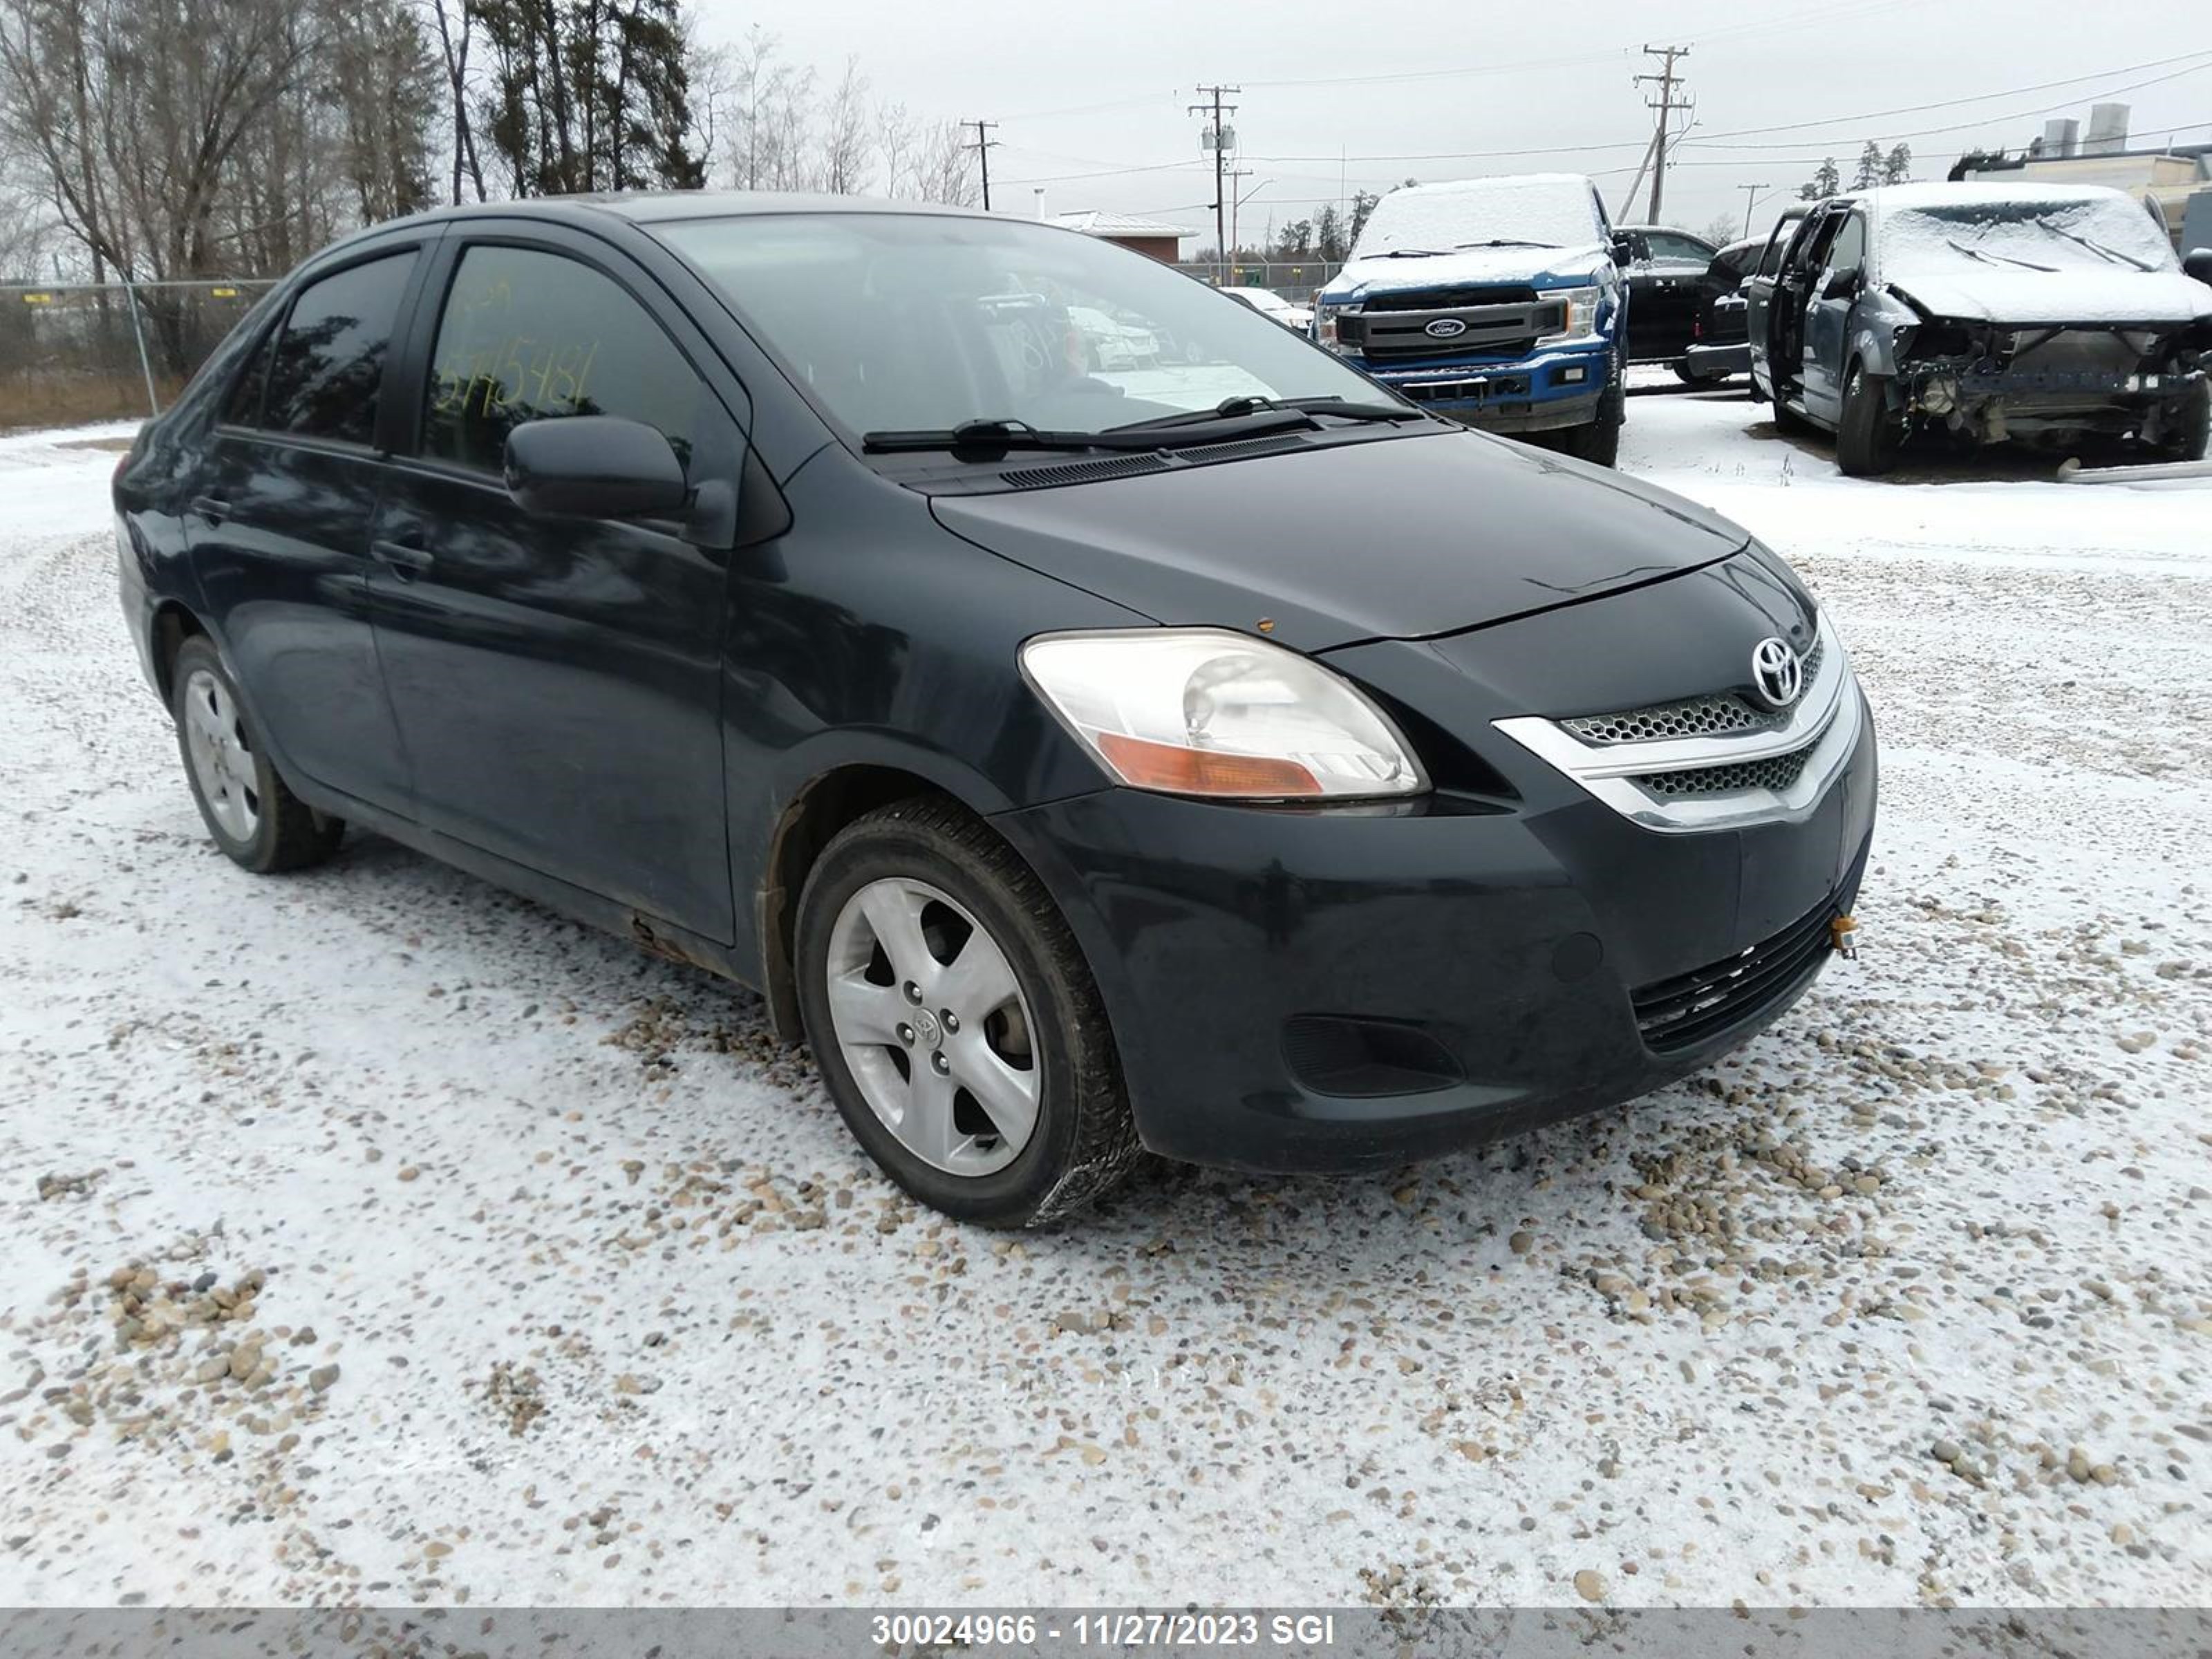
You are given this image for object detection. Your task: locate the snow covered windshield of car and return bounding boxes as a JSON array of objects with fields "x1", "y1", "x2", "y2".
[
  {"x1": 655, "y1": 213, "x2": 1382, "y2": 440},
  {"x1": 1351, "y1": 175, "x2": 1605, "y2": 258},
  {"x1": 1880, "y1": 191, "x2": 2180, "y2": 279}
]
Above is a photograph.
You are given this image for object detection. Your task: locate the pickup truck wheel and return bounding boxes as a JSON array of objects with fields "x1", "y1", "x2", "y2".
[
  {"x1": 1835, "y1": 363, "x2": 1901, "y2": 476},
  {"x1": 1556, "y1": 363, "x2": 1625, "y2": 468},
  {"x1": 171, "y1": 637, "x2": 345, "y2": 873},
  {"x1": 2151, "y1": 380, "x2": 2209, "y2": 461},
  {"x1": 1674, "y1": 359, "x2": 1724, "y2": 386},
  {"x1": 795, "y1": 796, "x2": 1141, "y2": 1229}
]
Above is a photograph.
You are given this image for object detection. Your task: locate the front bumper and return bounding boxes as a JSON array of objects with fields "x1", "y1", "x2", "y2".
[
  {"x1": 994, "y1": 703, "x2": 1877, "y2": 1174},
  {"x1": 1684, "y1": 341, "x2": 1750, "y2": 379},
  {"x1": 1357, "y1": 341, "x2": 1613, "y2": 431}
]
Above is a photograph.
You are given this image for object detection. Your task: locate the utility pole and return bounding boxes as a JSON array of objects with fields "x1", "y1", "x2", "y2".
[
  {"x1": 1227, "y1": 167, "x2": 1253, "y2": 262},
  {"x1": 966, "y1": 119, "x2": 1000, "y2": 211},
  {"x1": 1737, "y1": 182, "x2": 1772, "y2": 239},
  {"x1": 1188, "y1": 84, "x2": 1240, "y2": 268},
  {"x1": 1633, "y1": 44, "x2": 1691, "y2": 224}
]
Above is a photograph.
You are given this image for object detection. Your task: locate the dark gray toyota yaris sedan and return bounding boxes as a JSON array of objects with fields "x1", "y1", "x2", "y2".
[{"x1": 114, "y1": 194, "x2": 1877, "y2": 1227}]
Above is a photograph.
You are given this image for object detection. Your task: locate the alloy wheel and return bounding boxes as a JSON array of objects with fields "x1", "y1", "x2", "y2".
[
  {"x1": 181, "y1": 668, "x2": 261, "y2": 841},
  {"x1": 823, "y1": 876, "x2": 1042, "y2": 1177}
]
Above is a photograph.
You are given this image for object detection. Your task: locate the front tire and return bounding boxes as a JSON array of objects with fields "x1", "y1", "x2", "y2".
[
  {"x1": 2150, "y1": 379, "x2": 2209, "y2": 462},
  {"x1": 1556, "y1": 355, "x2": 1625, "y2": 468},
  {"x1": 1835, "y1": 362, "x2": 1902, "y2": 476},
  {"x1": 794, "y1": 796, "x2": 1140, "y2": 1228},
  {"x1": 170, "y1": 637, "x2": 344, "y2": 873}
]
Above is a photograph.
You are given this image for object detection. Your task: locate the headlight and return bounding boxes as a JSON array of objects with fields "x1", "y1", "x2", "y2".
[
  {"x1": 1537, "y1": 285, "x2": 1604, "y2": 346},
  {"x1": 1021, "y1": 628, "x2": 1427, "y2": 801},
  {"x1": 1316, "y1": 307, "x2": 1356, "y2": 353}
]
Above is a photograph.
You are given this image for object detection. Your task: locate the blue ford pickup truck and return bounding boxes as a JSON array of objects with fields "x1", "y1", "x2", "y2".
[{"x1": 1315, "y1": 174, "x2": 1629, "y2": 465}]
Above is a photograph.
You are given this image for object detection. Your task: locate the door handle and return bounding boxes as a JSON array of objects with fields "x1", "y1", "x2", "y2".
[
  {"x1": 191, "y1": 496, "x2": 231, "y2": 524},
  {"x1": 370, "y1": 538, "x2": 435, "y2": 577}
]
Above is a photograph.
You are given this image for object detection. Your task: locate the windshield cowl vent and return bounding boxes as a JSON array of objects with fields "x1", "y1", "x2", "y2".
[{"x1": 1001, "y1": 453, "x2": 1172, "y2": 490}]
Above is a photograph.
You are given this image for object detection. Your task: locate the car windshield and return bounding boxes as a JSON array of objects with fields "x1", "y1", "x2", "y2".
[
  {"x1": 1881, "y1": 194, "x2": 2179, "y2": 279},
  {"x1": 1351, "y1": 176, "x2": 1604, "y2": 259},
  {"x1": 655, "y1": 212, "x2": 1385, "y2": 439}
]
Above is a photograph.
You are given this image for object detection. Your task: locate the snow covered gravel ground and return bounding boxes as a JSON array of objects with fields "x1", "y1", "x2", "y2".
[{"x1": 1, "y1": 395, "x2": 2208, "y2": 1610}]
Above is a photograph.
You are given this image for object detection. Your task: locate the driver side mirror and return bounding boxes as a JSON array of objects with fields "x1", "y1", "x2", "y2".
[
  {"x1": 1611, "y1": 232, "x2": 1635, "y2": 268},
  {"x1": 1821, "y1": 268, "x2": 1862, "y2": 302},
  {"x1": 504, "y1": 416, "x2": 690, "y2": 521},
  {"x1": 2184, "y1": 247, "x2": 2212, "y2": 287}
]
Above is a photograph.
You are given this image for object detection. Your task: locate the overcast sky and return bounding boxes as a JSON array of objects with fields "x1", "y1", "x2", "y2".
[{"x1": 690, "y1": 0, "x2": 2212, "y2": 248}]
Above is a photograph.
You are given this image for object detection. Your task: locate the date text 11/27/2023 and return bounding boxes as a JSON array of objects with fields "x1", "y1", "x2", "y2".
[{"x1": 867, "y1": 1613, "x2": 1341, "y2": 1648}]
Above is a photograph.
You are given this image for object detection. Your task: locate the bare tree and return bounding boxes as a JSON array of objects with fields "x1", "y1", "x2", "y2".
[
  {"x1": 424, "y1": 0, "x2": 487, "y2": 203},
  {"x1": 875, "y1": 98, "x2": 917, "y2": 199},
  {"x1": 817, "y1": 55, "x2": 870, "y2": 195},
  {"x1": 909, "y1": 115, "x2": 978, "y2": 208}
]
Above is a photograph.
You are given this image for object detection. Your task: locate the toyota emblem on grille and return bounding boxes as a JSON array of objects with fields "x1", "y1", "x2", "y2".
[
  {"x1": 1424, "y1": 317, "x2": 1468, "y2": 338},
  {"x1": 1750, "y1": 637, "x2": 1804, "y2": 709}
]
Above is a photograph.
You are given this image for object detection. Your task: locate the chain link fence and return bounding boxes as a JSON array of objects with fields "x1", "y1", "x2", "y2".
[
  {"x1": 1177, "y1": 261, "x2": 1346, "y2": 297},
  {"x1": 0, "y1": 279, "x2": 277, "y2": 429}
]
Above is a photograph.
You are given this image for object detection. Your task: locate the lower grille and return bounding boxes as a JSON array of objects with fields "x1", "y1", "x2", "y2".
[
  {"x1": 1632, "y1": 898, "x2": 1837, "y2": 1052},
  {"x1": 1398, "y1": 373, "x2": 1530, "y2": 404},
  {"x1": 1635, "y1": 747, "x2": 1812, "y2": 798}
]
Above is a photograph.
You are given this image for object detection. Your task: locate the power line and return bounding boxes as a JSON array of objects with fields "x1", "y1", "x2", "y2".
[{"x1": 1689, "y1": 47, "x2": 2212, "y2": 140}]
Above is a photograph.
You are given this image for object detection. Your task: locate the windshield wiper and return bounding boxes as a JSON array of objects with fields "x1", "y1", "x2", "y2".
[
  {"x1": 863, "y1": 408, "x2": 1330, "y2": 457},
  {"x1": 1454, "y1": 238, "x2": 1557, "y2": 250},
  {"x1": 863, "y1": 418, "x2": 1117, "y2": 456},
  {"x1": 1112, "y1": 394, "x2": 1427, "y2": 432},
  {"x1": 1945, "y1": 236, "x2": 2057, "y2": 273},
  {"x1": 1367, "y1": 247, "x2": 1455, "y2": 259},
  {"x1": 2037, "y1": 222, "x2": 2155, "y2": 271}
]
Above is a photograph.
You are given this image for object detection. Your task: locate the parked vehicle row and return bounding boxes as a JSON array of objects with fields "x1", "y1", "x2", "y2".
[{"x1": 116, "y1": 194, "x2": 1875, "y2": 1227}]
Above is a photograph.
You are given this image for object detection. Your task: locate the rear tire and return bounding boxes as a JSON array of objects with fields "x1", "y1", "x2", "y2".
[
  {"x1": 1674, "y1": 359, "x2": 1724, "y2": 386},
  {"x1": 170, "y1": 637, "x2": 344, "y2": 874},
  {"x1": 1835, "y1": 362, "x2": 1901, "y2": 476},
  {"x1": 794, "y1": 796, "x2": 1141, "y2": 1228}
]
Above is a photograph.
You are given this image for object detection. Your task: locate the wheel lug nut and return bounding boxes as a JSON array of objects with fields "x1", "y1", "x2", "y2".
[
  {"x1": 941, "y1": 1011, "x2": 959, "y2": 1033},
  {"x1": 930, "y1": 1052, "x2": 950, "y2": 1075},
  {"x1": 902, "y1": 982, "x2": 922, "y2": 1005},
  {"x1": 897, "y1": 1022, "x2": 915, "y2": 1045}
]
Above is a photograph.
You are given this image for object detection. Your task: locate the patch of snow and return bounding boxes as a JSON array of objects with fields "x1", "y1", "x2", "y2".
[
  {"x1": 1870, "y1": 184, "x2": 2210, "y2": 325},
  {"x1": 3, "y1": 397, "x2": 2210, "y2": 1610},
  {"x1": 1352, "y1": 174, "x2": 1607, "y2": 259}
]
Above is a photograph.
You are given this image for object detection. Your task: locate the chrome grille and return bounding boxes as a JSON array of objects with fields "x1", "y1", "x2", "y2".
[
  {"x1": 1562, "y1": 639, "x2": 1824, "y2": 747},
  {"x1": 1634, "y1": 748, "x2": 1812, "y2": 798}
]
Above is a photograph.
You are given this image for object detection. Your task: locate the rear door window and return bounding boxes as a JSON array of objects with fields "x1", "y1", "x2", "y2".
[
  {"x1": 263, "y1": 252, "x2": 418, "y2": 447},
  {"x1": 421, "y1": 244, "x2": 704, "y2": 474}
]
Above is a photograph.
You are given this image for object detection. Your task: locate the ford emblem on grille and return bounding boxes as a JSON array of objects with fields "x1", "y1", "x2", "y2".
[
  {"x1": 1423, "y1": 317, "x2": 1468, "y2": 338},
  {"x1": 1750, "y1": 637, "x2": 1804, "y2": 709}
]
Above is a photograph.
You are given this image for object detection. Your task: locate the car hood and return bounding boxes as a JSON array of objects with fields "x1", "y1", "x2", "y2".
[
  {"x1": 1322, "y1": 243, "x2": 1611, "y2": 303},
  {"x1": 1885, "y1": 270, "x2": 2212, "y2": 326},
  {"x1": 930, "y1": 429, "x2": 1750, "y2": 653}
]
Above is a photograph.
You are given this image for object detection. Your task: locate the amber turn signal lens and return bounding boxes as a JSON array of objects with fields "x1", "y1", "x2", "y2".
[{"x1": 1094, "y1": 733, "x2": 1322, "y2": 798}]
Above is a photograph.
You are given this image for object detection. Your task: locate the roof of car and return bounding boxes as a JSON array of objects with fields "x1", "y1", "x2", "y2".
[
  {"x1": 1818, "y1": 180, "x2": 2135, "y2": 216},
  {"x1": 364, "y1": 191, "x2": 1000, "y2": 236}
]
